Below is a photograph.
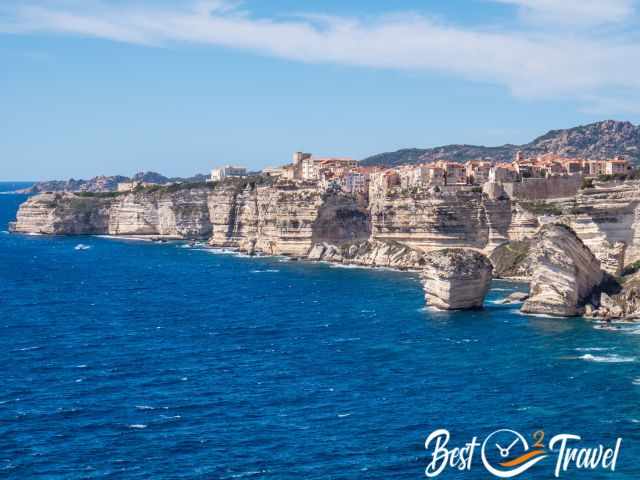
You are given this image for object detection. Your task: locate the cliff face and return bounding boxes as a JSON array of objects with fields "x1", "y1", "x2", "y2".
[
  {"x1": 369, "y1": 190, "x2": 512, "y2": 252},
  {"x1": 308, "y1": 240, "x2": 426, "y2": 269},
  {"x1": 207, "y1": 183, "x2": 370, "y2": 256},
  {"x1": 521, "y1": 224, "x2": 604, "y2": 317},
  {"x1": 10, "y1": 193, "x2": 112, "y2": 235}
]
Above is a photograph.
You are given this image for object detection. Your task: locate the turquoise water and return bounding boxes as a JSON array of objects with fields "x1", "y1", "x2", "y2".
[{"x1": 1, "y1": 183, "x2": 639, "y2": 479}]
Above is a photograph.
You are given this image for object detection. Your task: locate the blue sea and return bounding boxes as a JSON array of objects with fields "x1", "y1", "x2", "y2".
[{"x1": 1, "y1": 182, "x2": 639, "y2": 479}]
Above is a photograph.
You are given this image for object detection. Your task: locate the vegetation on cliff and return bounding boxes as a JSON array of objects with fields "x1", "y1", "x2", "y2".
[{"x1": 361, "y1": 120, "x2": 640, "y2": 167}]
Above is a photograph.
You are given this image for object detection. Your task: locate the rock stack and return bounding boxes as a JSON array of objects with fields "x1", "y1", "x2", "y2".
[
  {"x1": 421, "y1": 249, "x2": 493, "y2": 310},
  {"x1": 521, "y1": 224, "x2": 604, "y2": 317}
]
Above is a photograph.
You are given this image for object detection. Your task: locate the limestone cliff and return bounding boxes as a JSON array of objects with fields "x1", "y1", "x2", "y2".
[
  {"x1": 369, "y1": 189, "x2": 512, "y2": 252},
  {"x1": 10, "y1": 193, "x2": 112, "y2": 235},
  {"x1": 207, "y1": 182, "x2": 370, "y2": 256},
  {"x1": 521, "y1": 224, "x2": 604, "y2": 317},
  {"x1": 307, "y1": 240, "x2": 425, "y2": 270},
  {"x1": 421, "y1": 249, "x2": 493, "y2": 310}
]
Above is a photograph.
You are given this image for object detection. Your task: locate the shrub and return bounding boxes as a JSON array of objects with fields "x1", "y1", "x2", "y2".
[{"x1": 581, "y1": 178, "x2": 594, "y2": 189}]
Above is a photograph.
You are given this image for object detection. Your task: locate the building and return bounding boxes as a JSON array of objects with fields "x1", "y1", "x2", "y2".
[
  {"x1": 563, "y1": 159, "x2": 583, "y2": 175},
  {"x1": 489, "y1": 163, "x2": 519, "y2": 183},
  {"x1": 436, "y1": 161, "x2": 467, "y2": 185},
  {"x1": 465, "y1": 160, "x2": 492, "y2": 185},
  {"x1": 340, "y1": 169, "x2": 369, "y2": 194},
  {"x1": 298, "y1": 155, "x2": 357, "y2": 181},
  {"x1": 583, "y1": 160, "x2": 607, "y2": 177},
  {"x1": 606, "y1": 157, "x2": 631, "y2": 175},
  {"x1": 210, "y1": 166, "x2": 248, "y2": 182},
  {"x1": 262, "y1": 167, "x2": 285, "y2": 178}
]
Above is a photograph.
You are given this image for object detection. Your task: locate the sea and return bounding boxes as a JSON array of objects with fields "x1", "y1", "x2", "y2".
[{"x1": 1, "y1": 181, "x2": 639, "y2": 479}]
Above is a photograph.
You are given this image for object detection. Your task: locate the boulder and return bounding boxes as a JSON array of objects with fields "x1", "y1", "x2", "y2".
[
  {"x1": 421, "y1": 249, "x2": 493, "y2": 310},
  {"x1": 498, "y1": 291, "x2": 530, "y2": 304},
  {"x1": 521, "y1": 224, "x2": 604, "y2": 317}
]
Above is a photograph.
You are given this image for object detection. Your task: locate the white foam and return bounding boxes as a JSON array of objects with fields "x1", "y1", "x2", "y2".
[
  {"x1": 16, "y1": 346, "x2": 41, "y2": 351},
  {"x1": 74, "y1": 244, "x2": 91, "y2": 251},
  {"x1": 95, "y1": 235, "x2": 153, "y2": 242},
  {"x1": 128, "y1": 424, "x2": 147, "y2": 429},
  {"x1": 575, "y1": 347, "x2": 612, "y2": 352},
  {"x1": 579, "y1": 354, "x2": 636, "y2": 363},
  {"x1": 337, "y1": 413, "x2": 351, "y2": 418},
  {"x1": 197, "y1": 248, "x2": 236, "y2": 255},
  {"x1": 633, "y1": 378, "x2": 640, "y2": 386},
  {"x1": 250, "y1": 269, "x2": 280, "y2": 273}
]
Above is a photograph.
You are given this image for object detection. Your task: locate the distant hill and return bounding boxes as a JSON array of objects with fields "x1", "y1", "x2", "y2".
[
  {"x1": 361, "y1": 120, "x2": 640, "y2": 167},
  {"x1": 18, "y1": 171, "x2": 210, "y2": 194}
]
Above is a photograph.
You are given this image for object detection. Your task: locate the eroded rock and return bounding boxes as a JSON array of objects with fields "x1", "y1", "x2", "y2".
[
  {"x1": 521, "y1": 224, "x2": 604, "y2": 317},
  {"x1": 421, "y1": 249, "x2": 493, "y2": 310}
]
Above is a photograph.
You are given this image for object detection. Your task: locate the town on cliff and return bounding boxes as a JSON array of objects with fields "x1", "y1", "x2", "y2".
[{"x1": 10, "y1": 145, "x2": 640, "y2": 322}]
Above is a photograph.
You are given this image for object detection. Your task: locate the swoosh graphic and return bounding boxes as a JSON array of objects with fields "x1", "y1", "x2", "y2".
[{"x1": 500, "y1": 449, "x2": 546, "y2": 467}]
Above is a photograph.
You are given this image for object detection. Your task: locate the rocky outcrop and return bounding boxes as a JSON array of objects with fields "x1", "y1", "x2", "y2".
[
  {"x1": 489, "y1": 240, "x2": 532, "y2": 279},
  {"x1": 421, "y1": 249, "x2": 493, "y2": 310},
  {"x1": 521, "y1": 224, "x2": 604, "y2": 317},
  {"x1": 307, "y1": 240, "x2": 426, "y2": 269},
  {"x1": 10, "y1": 193, "x2": 112, "y2": 234},
  {"x1": 498, "y1": 292, "x2": 530, "y2": 305}
]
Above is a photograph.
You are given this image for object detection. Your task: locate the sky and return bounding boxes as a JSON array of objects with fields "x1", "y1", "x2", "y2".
[{"x1": 2, "y1": 0, "x2": 640, "y2": 181}]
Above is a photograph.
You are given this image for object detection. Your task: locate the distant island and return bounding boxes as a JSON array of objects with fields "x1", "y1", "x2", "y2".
[{"x1": 9, "y1": 120, "x2": 640, "y2": 322}]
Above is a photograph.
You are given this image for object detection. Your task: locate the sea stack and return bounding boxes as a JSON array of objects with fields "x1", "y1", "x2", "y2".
[
  {"x1": 521, "y1": 223, "x2": 604, "y2": 317},
  {"x1": 421, "y1": 249, "x2": 493, "y2": 310}
]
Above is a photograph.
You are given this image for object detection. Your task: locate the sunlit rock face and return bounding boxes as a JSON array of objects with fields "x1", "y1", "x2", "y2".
[
  {"x1": 307, "y1": 240, "x2": 426, "y2": 270},
  {"x1": 521, "y1": 224, "x2": 604, "y2": 317},
  {"x1": 421, "y1": 249, "x2": 493, "y2": 310},
  {"x1": 10, "y1": 193, "x2": 112, "y2": 235},
  {"x1": 368, "y1": 189, "x2": 513, "y2": 253}
]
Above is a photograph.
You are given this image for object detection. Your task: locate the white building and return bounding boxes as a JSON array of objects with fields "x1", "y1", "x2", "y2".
[
  {"x1": 210, "y1": 166, "x2": 248, "y2": 182},
  {"x1": 340, "y1": 170, "x2": 369, "y2": 194}
]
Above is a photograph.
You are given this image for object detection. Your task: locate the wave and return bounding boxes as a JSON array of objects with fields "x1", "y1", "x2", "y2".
[
  {"x1": 197, "y1": 248, "x2": 237, "y2": 255},
  {"x1": 127, "y1": 424, "x2": 148, "y2": 429},
  {"x1": 14, "y1": 346, "x2": 41, "y2": 352},
  {"x1": 135, "y1": 405, "x2": 169, "y2": 411},
  {"x1": 575, "y1": 347, "x2": 613, "y2": 352},
  {"x1": 337, "y1": 413, "x2": 351, "y2": 418},
  {"x1": 95, "y1": 235, "x2": 153, "y2": 242},
  {"x1": 579, "y1": 354, "x2": 636, "y2": 363},
  {"x1": 250, "y1": 269, "x2": 280, "y2": 273},
  {"x1": 633, "y1": 378, "x2": 640, "y2": 386}
]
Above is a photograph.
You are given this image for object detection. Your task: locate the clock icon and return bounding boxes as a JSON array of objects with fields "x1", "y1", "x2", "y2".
[{"x1": 481, "y1": 429, "x2": 547, "y2": 478}]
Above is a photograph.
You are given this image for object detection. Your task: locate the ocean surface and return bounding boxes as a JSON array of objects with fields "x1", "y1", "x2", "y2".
[{"x1": 1, "y1": 181, "x2": 639, "y2": 479}]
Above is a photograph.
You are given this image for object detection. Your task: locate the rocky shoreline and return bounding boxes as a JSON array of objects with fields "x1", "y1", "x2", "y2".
[{"x1": 10, "y1": 178, "x2": 640, "y2": 317}]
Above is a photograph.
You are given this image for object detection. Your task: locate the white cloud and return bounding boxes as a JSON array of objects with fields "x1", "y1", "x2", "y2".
[
  {"x1": 2, "y1": 0, "x2": 640, "y2": 113},
  {"x1": 492, "y1": 0, "x2": 635, "y2": 26}
]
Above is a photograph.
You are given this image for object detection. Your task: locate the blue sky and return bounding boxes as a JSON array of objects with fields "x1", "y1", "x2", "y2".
[{"x1": 2, "y1": 0, "x2": 640, "y2": 180}]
